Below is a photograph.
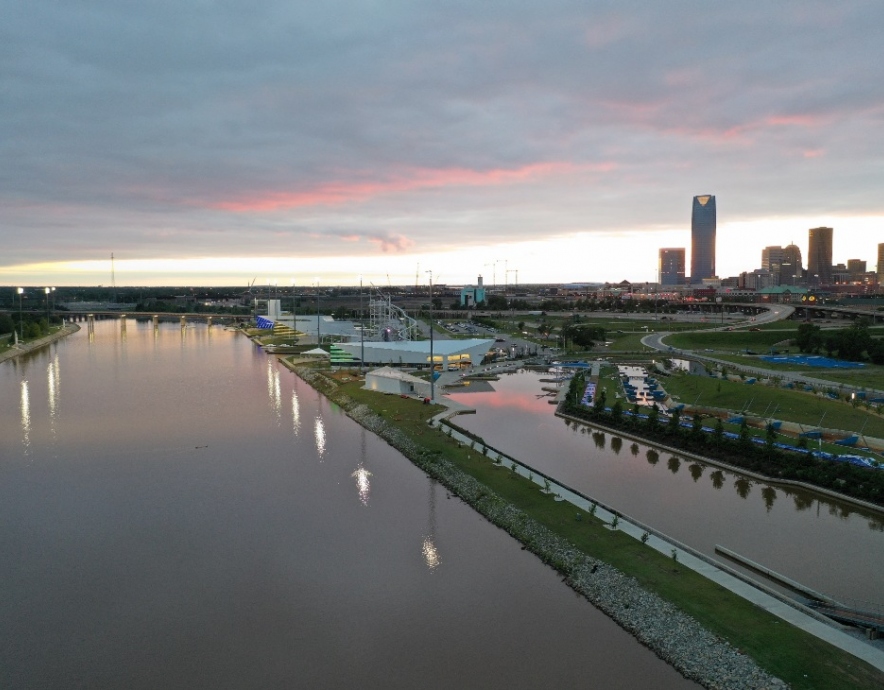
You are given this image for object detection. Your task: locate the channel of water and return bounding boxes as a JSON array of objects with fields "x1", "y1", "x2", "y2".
[
  {"x1": 447, "y1": 369, "x2": 884, "y2": 607},
  {"x1": 0, "y1": 321, "x2": 696, "y2": 689}
]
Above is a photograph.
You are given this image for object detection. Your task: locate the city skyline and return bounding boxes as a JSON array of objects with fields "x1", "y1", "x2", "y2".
[{"x1": 2, "y1": 3, "x2": 884, "y2": 287}]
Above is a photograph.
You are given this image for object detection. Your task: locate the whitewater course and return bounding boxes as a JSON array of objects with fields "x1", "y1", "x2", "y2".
[{"x1": 286, "y1": 357, "x2": 884, "y2": 690}]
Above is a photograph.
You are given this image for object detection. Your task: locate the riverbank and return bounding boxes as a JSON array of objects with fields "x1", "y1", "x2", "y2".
[
  {"x1": 281, "y1": 360, "x2": 884, "y2": 689},
  {"x1": 0, "y1": 324, "x2": 80, "y2": 364}
]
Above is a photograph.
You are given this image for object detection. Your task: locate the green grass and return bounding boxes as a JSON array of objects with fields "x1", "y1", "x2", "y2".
[
  {"x1": 664, "y1": 373, "x2": 884, "y2": 438},
  {"x1": 326, "y1": 374, "x2": 883, "y2": 690},
  {"x1": 665, "y1": 330, "x2": 795, "y2": 352}
]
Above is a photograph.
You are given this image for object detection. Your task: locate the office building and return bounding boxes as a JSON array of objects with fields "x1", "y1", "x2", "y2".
[
  {"x1": 847, "y1": 259, "x2": 867, "y2": 278},
  {"x1": 658, "y1": 248, "x2": 686, "y2": 286},
  {"x1": 807, "y1": 227, "x2": 833, "y2": 285},
  {"x1": 690, "y1": 195, "x2": 716, "y2": 284},
  {"x1": 781, "y1": 243, "x2": 803, "y2": 284},
  {"x1": 878, "y1": 243, "x2": 884, "y2": 285}
]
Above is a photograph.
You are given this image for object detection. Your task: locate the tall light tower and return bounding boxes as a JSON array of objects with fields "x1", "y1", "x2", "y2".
[
  {"x1": 16, "y1": 287, "x2": 24, "y2": 343},
  {"x1": 359, "y1": 275, "x2": 365, "y2": 373},
  {"x1": 314, "y1": 278, "x2": 321, "y2": 346},
  {"x1": 426, "y1": 270, "x2": 434, "y2": 401}
]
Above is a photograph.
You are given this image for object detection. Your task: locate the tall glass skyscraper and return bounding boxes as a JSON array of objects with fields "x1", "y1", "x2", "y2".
[
  {"x1": 690, "y1": 195, "x2": 716, "y2": 284},
  {"x1": 807, "y1": 226, "x2": 833, "y2": 285}
]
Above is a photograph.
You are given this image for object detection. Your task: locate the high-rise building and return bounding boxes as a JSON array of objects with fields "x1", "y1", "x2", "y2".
[
  {"x1": 761, "y1": 246, "x2": 785, "y2": 273},
  {"x1": 658, "y1": 248, "x2": 686, "y2": 286},
  {"x1": 807, "y1": 226, "x2": 833, "y2": 285},
  {"x1": 690, "y1": 195, "x2": 716, "y2": 284},
  {"x1": 878, "y1": 243, "x2": 884, "y2": 285},
  {"x1": 780, "y1": 243, "x2": 803, "y2": 285},
  {"x1": 847, "y1": 259, "x2": 867, "y2": 278}
]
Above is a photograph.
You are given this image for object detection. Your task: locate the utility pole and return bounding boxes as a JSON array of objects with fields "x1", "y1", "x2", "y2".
[
  {"x1": 426, "y1": 270, "x2": 435, "y2": 401},
  {"x1": 359, "y1": 275, "x2": 364, "y2": 373}
]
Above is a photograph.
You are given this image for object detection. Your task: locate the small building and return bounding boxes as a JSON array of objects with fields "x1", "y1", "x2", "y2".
[
  {"x1": 364, "y1": 367, "x2": 431, "y2": 398},
  {"x1": 460, "y1": 275, "x2": 486, "y2": 307}
]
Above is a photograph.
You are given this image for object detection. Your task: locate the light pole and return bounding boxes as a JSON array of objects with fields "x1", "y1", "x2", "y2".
[
  {"x1": 315, "y1": 279, "x2": 321, "y2": 346},
  {"x1": 16, "y1": 287, "x2": 24, "y2": 343},
  {"x1": 44, "y1": 287, "x2": 51, "y2": 321},
  {"x1": 426, "y1": 270, "x2": 434, "y2": 401},
  {"x1": 359, "y1": 275, "x2": 364, "y2": 373}
]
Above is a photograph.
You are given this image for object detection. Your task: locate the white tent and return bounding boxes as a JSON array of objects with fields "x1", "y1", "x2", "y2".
[{"x1": 364, "y1": 367, "x2": 431, "y2": 398}]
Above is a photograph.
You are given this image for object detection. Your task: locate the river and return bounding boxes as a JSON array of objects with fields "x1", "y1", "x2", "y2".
[
  {"x1": 448, "y1": 369, "x2": 884, "y2": 607},
  {"x1": 0, "y1": 321, "x2": 696, "y2": 689}
]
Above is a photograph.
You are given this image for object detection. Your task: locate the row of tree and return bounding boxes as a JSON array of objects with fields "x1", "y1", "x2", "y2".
[
  {"x1": 795, "y1": 319, "x2": 884, "y2": 364},
  {"x1": 0, "y1": 314, "x2": 60, "y2": 341},
  {"x1": 562, "y1": 372, "x2": 884, "y2": 506}
]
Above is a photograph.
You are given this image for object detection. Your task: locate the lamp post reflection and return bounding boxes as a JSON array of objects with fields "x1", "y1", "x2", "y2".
[
  {"x1": 351, "y1": 427, "x2": 372, "y2": 506},
  {"x1": 422, "y1": 478, "x2": 440, "y2": 571}
]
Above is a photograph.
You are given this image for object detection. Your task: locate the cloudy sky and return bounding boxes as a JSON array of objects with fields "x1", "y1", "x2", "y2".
[{"x1": 2, "y1": 1, "x2": 883, "y2": 287}]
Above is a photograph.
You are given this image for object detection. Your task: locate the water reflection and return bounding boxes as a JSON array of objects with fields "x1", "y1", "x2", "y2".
[
  {"x1": 422, "y1": 479, "x2": 441, "y2": 572},
  {"x1": 314, "y1": 415, "x2": 327, "y2": 459},
  {"x1": 667, "y1": 456, "x2": 680, "y2": 474},
  {"x1": 351, "y1": 429, "x2": 372, "y2": 506},
  {"x1": 47, "y1": 354, "x2": 60, "y2": 434},
  {"x1": 592, "y1": 431, "x2": 605, "y2": 449},
  {"x1": 689, "y1": 462, "x2": 704, "y2": 482},
  {"x1": 266, "y1": 359, "x2": 281, "y2": 418},
  {"x1": 610, "y1": 437, "x2": 622, "y2": 454},
  {"x1": 291, "y1": 389, "x2": 301, "y2": 436},
  {"x1": 20, "y1": 380, "x2": 31, "y2": 453},
  {"x1": 761, "y1": 487, "x2": 777, "y2": 512},
  {"x1": 630, "y1": 442, "x2": 639, "y2": 456},
  {"x1": 646, "y1": 449, "x2": 659, "y2": 465},
  {"x1": 734, "y1": 478, "x2": 752, "y2": 499},
  {"x1": 710, "y1": 470, "x2": 725, "y2": 489}
]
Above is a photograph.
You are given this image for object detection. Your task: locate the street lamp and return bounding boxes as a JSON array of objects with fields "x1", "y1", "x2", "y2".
[
  {"x1": 16, "y1": 287, "x2": 24, "y2": 343},
  {"x1": 426, "y1": 270, "x2": 434, "y2": 401},
  {"x1": 44, "y1": 287, "x2": 52, "y2": 321},
  {"x1": 315, "y1": 278, "x2": 321, "y2": 346},
  {"x1": 359, "y1": 275, "x2": 364, "y2": 373}
]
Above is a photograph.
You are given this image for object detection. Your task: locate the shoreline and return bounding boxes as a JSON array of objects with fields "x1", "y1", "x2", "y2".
[{"x1": 0, "y1": 324, "x2": 80, "y2": 364}]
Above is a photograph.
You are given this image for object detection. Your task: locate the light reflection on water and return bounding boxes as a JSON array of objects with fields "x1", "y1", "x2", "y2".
[
  {"x1": 314, "y1": 414, "x2": 327, "y2": 459},
  {"x1": 20, "y1": 380, "x2": 30, "y2": 453},
  {"x1": 291, "y1": 389, "x2": 301, "y2": 436},
  {"x1": 47, "y1": 354, "x2": 60, "y2": 435},
  {"x1": 266, "y1": 358, "x2": 282, "y2": 417}
]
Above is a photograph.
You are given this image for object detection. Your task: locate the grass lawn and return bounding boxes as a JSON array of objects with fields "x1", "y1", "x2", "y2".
[
  {"x1": 664, "y1": 373, "x2": 884, "y2": 438},
  {"x1": 665, "y1": 330, "x2": 795, "y2": 352},
  {"x1": 320, "y1": 372, "x2": 883, "y2": 690}
]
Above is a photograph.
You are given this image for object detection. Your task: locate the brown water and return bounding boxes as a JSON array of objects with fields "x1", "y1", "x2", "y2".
[
  {"x1": 0, "y1": 322, "x2": 696, "y2": 689},
  {"x1": 448, "y1": 370, "x2": 884, "y2": 607}
]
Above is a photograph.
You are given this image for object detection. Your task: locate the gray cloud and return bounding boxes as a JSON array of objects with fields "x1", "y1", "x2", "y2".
[{"x1": 2, "y1": 1, "x2": 883, "y2": 268}]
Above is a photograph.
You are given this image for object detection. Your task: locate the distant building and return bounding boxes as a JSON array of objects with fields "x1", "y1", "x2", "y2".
[
  {"x1": 761, "y1": 246, "x2": 785, "y2": 275},
  {"x1": 878, "y1": 243, "x2": 884, "y2": 285},
  {"x1": 460, "y1": 275, "x2": 486, "y2": 307},
  {"x1": 847, "y1": 259, "x2": 867, "y2": 278},
  {"x1": 807, "y1": 226, "x2": 833, "y2": 285},
  {"x1": 690, "y1": 195, "x2": 716, "y2": 284},
  {"x1": 780, "y1": 243, "x2": 803, "y2": 285},
  {"x1": 658, "y1": 248, "x2": 686, "y2": 286}
]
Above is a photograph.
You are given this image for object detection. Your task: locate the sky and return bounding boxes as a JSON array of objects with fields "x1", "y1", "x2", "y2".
[{"x1": 2, "y1": 1, "x2": 883, "y2": 288}]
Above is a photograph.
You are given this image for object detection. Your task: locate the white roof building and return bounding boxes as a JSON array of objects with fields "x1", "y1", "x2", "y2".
[
  {"x1": 364, "y1": 367, "x2": 431, "y2": 398},
  {"x1": 338, "y1": 338, "x2": 494, "y2": 368}
]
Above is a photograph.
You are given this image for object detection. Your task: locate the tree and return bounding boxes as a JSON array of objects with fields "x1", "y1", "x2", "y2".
[
  {"x1": 795, "y1": 322, "x2": 822, "y2": 354},
  {"x1": 713, "y1": 418, "x2": 724, "y2": 446},
  {"x1": 667, "y1": 408, "x2": 682, "y2": 437},
  {"x1": 0, "y1": 313, "x2": 14, "y2": 335},
  {"x1": 646, "y1": 404, "x2": 659, "y2": 430},
  {"x1": 610, "y1": 399, "x2": 623, "y2": 422},
  {"x1": 485, "y1": 294, "x2": 508, "y2": 310}
]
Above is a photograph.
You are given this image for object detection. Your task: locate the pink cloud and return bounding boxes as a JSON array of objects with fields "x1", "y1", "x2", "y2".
[{"x1": 213, "y1": 161, "x2": 611, "y2": 212}]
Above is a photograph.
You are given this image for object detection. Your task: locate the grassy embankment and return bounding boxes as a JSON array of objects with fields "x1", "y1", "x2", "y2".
[{"x1": 306, "y1": 367, "x2": 883, "y2": 690}]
